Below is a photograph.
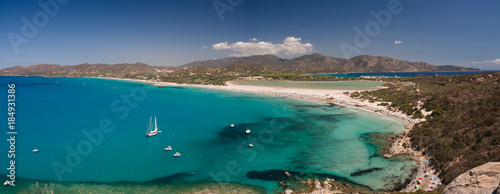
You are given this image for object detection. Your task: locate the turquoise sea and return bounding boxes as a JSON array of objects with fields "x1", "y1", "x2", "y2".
[
  {"x1": 232, "y1": 80, "x2": 383, "y2": 90},
  {"x1": 0, "y1": 77, "x2": 416, "y2": 193}
]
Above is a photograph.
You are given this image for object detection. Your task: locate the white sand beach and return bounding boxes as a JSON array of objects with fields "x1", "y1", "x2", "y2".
[
  {"x1": 147, "y1": 80, "x2": 422, "y2": 125},
  {"x1": 97, "y1": 77, "x2": 431, "y2": 192},
  {"x1": 97, "y1": 77, "x2": 421, "y2": 124}
]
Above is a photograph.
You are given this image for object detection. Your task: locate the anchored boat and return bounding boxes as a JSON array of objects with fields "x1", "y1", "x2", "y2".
[{"x1": 146, "y1": 116, "x2": 161, "y2": 137}]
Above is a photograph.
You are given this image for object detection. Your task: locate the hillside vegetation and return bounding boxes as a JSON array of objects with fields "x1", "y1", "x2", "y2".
[
  {"x1": 0, "y1": 54, "x2": 480, "y2": 86},
  {"x1": 182, "y1": 53, "x2": 479, "y2": 73},
  {"x1": 0, "y1": 63, "x2": 162, "y2": 77},
  {"x1": 220, "y1": 61, "x2": 279, "y2": 74},
  {"x1": 356, "y1": 73, "x2": 500, "y2": 184}
]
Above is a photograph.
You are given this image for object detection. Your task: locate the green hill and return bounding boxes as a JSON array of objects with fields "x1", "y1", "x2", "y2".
[
  {"x1": 180, "y1": 53, "x2": 479, "y2": 73},
  {"x1": 357, "y1": 72, "x2": 500, "y2": 185},
  {"x1": 220, "y1": 61, "x2": 279, "y2": 74}
]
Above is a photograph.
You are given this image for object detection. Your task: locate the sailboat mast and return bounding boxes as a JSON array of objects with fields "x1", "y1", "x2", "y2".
[{"x1": 154, "y1": 116, "x2": 158, "y2": 132}]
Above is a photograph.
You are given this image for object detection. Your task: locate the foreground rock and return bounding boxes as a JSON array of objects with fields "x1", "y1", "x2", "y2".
[{"x1": 443, "y1": 162, "x2": 500, "y2": 194}]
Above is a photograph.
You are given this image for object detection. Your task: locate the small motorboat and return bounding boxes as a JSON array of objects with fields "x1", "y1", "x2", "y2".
[
  {"x1": 245, "y1": 129, "x2": 251, "y2": 134},
  {"x1": 33, "y1": 148, "x2": 38, "y2": 152},
  {"x1": 248, "y1": 144, "x2": 253, "y2": 148},
  {"x1": 173, "y1": 152, "x2": 181, "y2": 157},
  {"x1": 165, "y1": 146, "x2": 172, "y2": 151},
  {"x1": 230, "y1": 124, "x2": 234, "y2": 128},
  {"x1": 4, "y1": 180, "x2": 9, "y2": 186}
]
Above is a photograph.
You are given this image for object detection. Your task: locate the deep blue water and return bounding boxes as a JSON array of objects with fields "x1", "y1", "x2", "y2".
[
  {"x1": 323, "y1": 70, "x2": 500, "y2": 78},
  {"x1": 0, "y1": 76, "x2": 416, "y2": 192}
]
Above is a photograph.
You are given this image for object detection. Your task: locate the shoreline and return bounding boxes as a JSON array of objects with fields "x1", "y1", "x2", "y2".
[
  {"x1": 92, "y1": 77, "x2": 427, "y2": 192},
  {"x1": 97, "y1": 77, "x2": 420, "y2": 124},
  {"x1": 388, "y1": 132, "x2": 442, "y2": 192}
]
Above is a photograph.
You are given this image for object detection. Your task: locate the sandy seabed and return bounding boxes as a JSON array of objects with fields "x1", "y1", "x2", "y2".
[{"x1": 95, "y1": 77, "x2": 438, "y2": 192}]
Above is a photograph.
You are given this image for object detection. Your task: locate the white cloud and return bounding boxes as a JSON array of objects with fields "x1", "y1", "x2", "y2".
[
  {"x1": 485, "y1": 59, "x2": 500, "y2": 64},
  {"x1": 393, "y1": 40, "x2": 402, "y2": 45},
  {"x1": 202, "y1": 45, "x2": 208, "y2": 49},
  {"x1": 212, "y1": 42, "x2": 231, "y2": 50},
  {"x1": 471, "y1": 59, "x2": 500, "y2": 64},
  {"x1": 212, "y1": 36, "x2": 314, "y2": 57},
  {"x1": 249, "y1": 38, "x2": 259, "y2": 41}
]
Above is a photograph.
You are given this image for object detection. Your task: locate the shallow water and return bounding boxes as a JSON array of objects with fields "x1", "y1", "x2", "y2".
[
  {"x1": 323, "y1": 70, "x2": 500, "y2": 78},
  {"x1": 0, "y1": 76, "x2": 416, "y2": 192},
  {"x1": 231, "y1": 80, "x2": 384, "y2": 90}
]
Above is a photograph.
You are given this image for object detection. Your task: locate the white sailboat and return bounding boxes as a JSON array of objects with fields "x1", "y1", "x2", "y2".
[
  {"x1": 165, "y1": 146, "x2": 172, "y2": 151},
  {"x1": 246, "y1": 129, "x2": 251, "y2": 134},
  {"x1": 173, "y1": 152, "x2": 181, "y2": 157},
  {"x1": 146, "y1": 116, "x2": 161, "y2": 137}
]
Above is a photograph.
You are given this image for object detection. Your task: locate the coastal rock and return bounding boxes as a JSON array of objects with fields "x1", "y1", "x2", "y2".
[
  {"x1": 306, "y1": 178, "x2": 313, "y2": 186},
  {"x1": 443, "y1": 162, "x2": 500, "y2": 194},
  {"x1": 323, "y1": 179, "x2": 332, "y2": 189},
  {"x1": 314, "y1": 179, "x2": 321, "y2": 189}
]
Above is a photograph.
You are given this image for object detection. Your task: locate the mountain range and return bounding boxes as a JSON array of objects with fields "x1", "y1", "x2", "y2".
[
  {"x1": 0, "y1": 53, "x2": 479, "y2": 76},
  {"x1": 182, "y1": 53, "x2": 479, "y2": 73},
  {"x1": 0, "y1": 63, "x2": 161, "y2": 77}
]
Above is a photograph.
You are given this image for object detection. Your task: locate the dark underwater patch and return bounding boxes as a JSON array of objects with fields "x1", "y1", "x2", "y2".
[
  {"x1": 245, "y1": 169, "x2": 371, "y2": 190},
  {"x1": 246, "y1": 169, "x2": 339, "y2": 181},
  {"x1": 350, "y1": 167, "x2": 383, "y2": 177},
  {"x1": 215, "y1": 123, "x2": 262, "y2": 143},
  {"x1": 147, "y1": 172, "x2": 194, "y2": 183}
]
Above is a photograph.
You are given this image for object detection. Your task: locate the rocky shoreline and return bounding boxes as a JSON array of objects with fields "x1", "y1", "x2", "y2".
[
  {"x1": 277, "y1": 174, "x2": 372, "y2": 194},
  {"x1": 385, "y1": 127, "x2": 443, "y2": 192},
  {"x1": 97, "y1": 77, "x2": 432, "y2": 193}
]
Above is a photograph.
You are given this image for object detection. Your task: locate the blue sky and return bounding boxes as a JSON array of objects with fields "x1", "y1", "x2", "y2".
[{"x1": 1, "y1": 0, "x2": 499, "y2": 70}]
